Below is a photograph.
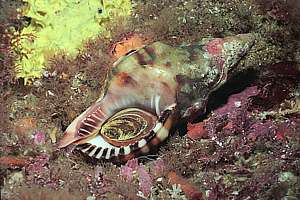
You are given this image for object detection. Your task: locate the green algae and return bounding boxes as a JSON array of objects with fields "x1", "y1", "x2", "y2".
[{"x1": 13, "y1": 0, "x2": 132, "y2": 84}]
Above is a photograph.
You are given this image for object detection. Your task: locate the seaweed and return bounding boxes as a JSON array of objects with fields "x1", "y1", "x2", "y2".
[{"x1": 11, "y1": 0, "x2": 132, "y2": 84}]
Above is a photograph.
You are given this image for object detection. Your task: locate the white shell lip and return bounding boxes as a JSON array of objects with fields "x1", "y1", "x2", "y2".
[
  {"x1": 75, "y1": 106, "x2": 175, "y2": 160},
  {"x1": 58, "y1": 103, "x2": 97, "y2": 148},
  {"x1": 58, "y1": 93, "x2": 176, "y2": 150}
]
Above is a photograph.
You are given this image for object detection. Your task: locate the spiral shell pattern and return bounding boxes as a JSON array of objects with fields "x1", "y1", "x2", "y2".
[{"x1": 100, "y1": 108, "x2": 157, "y2": 146}]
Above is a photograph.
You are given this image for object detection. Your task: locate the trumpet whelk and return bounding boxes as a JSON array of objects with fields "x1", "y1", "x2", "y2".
[{"x1": 59, "y1": 34, "x2": 255, "y2": 162}]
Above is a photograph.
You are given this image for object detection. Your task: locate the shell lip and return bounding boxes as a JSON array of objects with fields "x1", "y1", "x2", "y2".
[
  {"x1": 58, "y1": 107, "x2": 153, "y2": 148},
  {"x1": 74, "y1": 105, "x2": 176, "y2": 161},
  {"x1": 58, "y1": 129, "x2": 97, "y2": 149}
]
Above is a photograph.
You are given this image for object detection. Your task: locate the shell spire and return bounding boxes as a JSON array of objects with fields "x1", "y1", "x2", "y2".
[{"x1": 59, "y1": 34, "x2": 255, "y2": 162}]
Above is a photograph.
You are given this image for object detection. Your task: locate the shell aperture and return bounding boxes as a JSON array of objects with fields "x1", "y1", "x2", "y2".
[
  {"x1": 100, "y1": 108, "x2": 157, "y2": 146},
  {"x1": 59, "y1": 34, "x2": 255, "y2": 162}
]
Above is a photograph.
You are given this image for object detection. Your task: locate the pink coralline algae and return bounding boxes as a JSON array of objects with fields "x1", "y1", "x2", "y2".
[
  {"x1": 247, "y1": 120, "x2": 277, "y2": 141},
  {"x1": 26, "y1": 154, "x2": 49, "y2": 174},
  {"x1": 25, "y1": 154, "x2": 59, "y2": 188},
  {"x1": 126, "y1": 158, "x2": 139, "y2": 169},
  {"x1": 137, "y1": 165, "x2": 153, "y2": 197},
  {"x1": 120, "y1": 166, "x2": 135, "y2": 182},
  {"x1": 33, "y1": 131, "x2": 46, "y2": 145},
  {"x1": 120, "y1": 158, "x2": 154, "y2": 197},
  {"x1": 120, "y1": 158, "x2": 139, "y2": 182},
  {"x1": 185, "y1": 85, "x2": 260, "y2": 141},
  {"x1": 149, "y1": 158, "x2": 165, "y2": 177},
  {"x1": 198, "y1": 86, "x2": 260, "y2": 138},
  {"x1": 214, "y1": 86, "x2": 259, "y2": 116}
]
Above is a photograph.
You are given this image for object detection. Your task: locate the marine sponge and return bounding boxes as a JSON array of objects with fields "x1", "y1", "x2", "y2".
[{"x1": 12, "y1": 0, "x2": 132, "y2": 84}]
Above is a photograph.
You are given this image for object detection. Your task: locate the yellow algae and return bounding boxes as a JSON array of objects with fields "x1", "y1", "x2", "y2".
[{"x1": 13, "y1": 0, "x2": 132, "y2": 84}]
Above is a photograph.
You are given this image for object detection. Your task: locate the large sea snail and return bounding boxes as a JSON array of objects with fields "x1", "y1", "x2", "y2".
[{"x1": 58, "y1": 34, "x2": 255, "y2": 162}]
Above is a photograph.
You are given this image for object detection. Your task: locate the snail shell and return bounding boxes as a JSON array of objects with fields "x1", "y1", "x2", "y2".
[{"x1": 59, "y1": 34, "x2": 254, "y2": 162}]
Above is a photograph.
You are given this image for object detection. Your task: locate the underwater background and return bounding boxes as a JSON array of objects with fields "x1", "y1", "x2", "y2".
[{"x1": 0, "y1": 0, "x2": 299, "y2": 199}]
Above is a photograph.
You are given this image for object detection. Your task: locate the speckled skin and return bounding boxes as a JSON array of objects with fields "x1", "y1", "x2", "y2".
[{"x1": 59, "y1": 34, "x2": 255, "y2": 162}]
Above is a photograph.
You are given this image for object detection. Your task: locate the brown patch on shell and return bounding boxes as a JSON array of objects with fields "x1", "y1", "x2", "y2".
[
  {"x1": 164, "y1": 61, "x2": 172, "y2": 68},
  {"x1": 116, "y1": 72, "x2": 137, "y2": 86},
  {"x1": 109, "y1": 33, "x2": 147, "y2": 60}
]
